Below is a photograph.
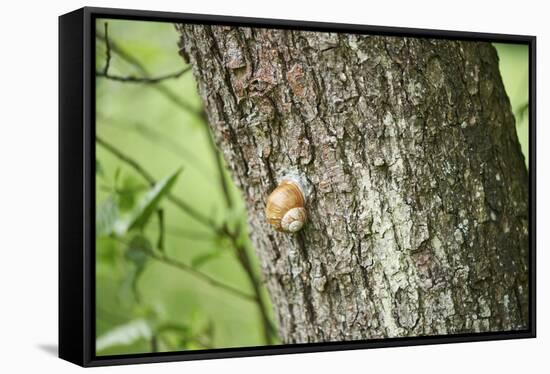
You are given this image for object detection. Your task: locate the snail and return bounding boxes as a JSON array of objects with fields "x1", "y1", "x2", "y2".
[{"x1": 265, "y1": 173, "x2": 311, "y2": 233}]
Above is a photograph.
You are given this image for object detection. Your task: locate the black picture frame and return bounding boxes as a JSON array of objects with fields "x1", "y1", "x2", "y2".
[{"x1": 59, "y1": 6, "x2": 537, "y2": 367}]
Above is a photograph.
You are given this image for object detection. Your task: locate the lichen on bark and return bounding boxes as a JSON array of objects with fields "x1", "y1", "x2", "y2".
[{"x1": 177, "y1": 24, "x2": 529, "y2": 343}]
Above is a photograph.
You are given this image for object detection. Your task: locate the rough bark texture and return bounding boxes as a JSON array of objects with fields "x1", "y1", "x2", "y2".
[{"x1": 177, "y1": 25, "x2": 529, "y2": 343}]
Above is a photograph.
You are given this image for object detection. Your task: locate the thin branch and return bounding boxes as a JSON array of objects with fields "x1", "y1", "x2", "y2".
[
  {"x1": 157, "y1": 209, "x2": 165, "y2": 252},
  {"x1": 96, "y1": 66, "x2": 191, "y2": 84},
  {"x1": 114, "y1": 236, "x2": 255, "y2": 302},
  {"x1": 150, "y1": 335, "x2": 158, "y2": 353},
  {"x1": 205, "y1": 126, "x2": 234, "y2": 209},
  {"x1": 200, "y1": 94, "x2": 275, "y2": 343},
  {"x1": 148, "y1": 251, "x2": 256, "y2": 302},
  {"x1": 95, "y1": 29, "x2": 277, "y2": 341},
  {"x1": 97, "y1": 118, "x2": 213, "y2": 180},
  {"x1": 164, "y1": 225, "x2": 217, "y2": 242},
  {"x1": 96, "y1": 32, "x2": 148, "y2": 75},
  {"x1": 102, "y1": 22, "x2": 111, "y2": 75},
  {"x1": 223, "y1": 223, "x2": 276, "y2": 343},
  {"x1": 96, "y1": 31, "x2": 201, "y2": 118},
  {"x1": 203, "y1": 123, "x2": 276, "y2": 342},
  {"x1": 96, "y1": 135, "x2": 216, "y2": 230},
  {"x1": 96, "y1": 135, "x2": 155, "y2": 182}
]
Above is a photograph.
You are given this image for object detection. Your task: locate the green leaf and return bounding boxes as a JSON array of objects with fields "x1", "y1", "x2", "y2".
[
  {"x1": 96, "y1": 196, "x2": 118, "y2": 236},
  {"x1": 117, "y1": 175, "x2": 146, "y2": 212},
  {"x1": 155, "y1": 322, "x2": 193, "y2": 350},
  {"x1": 156, "y1": 322, "x2": 191, "y2": 336},
  {"x1": 114, "y1": 167, "x2": 121, "y2": 186},
  {"x1": 124, "y1": 168, "x2": 182, "y2": 232},
  {"x1": 122, "y1": 235, "x2": 152, "y2": 301},
  {"x1": 96, "y1": 319, "x2": 152, "y2": 352},
  {"x1": 126, "y1": 235, "x2": 151, "y2": 266}
]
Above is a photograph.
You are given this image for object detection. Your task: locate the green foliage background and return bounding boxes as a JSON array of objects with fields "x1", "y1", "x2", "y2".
[{"x1": 95, "y1": 19, "x2": 529, "y2": 356}]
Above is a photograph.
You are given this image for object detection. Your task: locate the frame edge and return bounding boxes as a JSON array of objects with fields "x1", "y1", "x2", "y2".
[
  {"x1": 59, "y1": 8, "x2": 86, "y2": 367},
  {"x1": 64, "y1": 6, "x2": 536, "y2": 367}
]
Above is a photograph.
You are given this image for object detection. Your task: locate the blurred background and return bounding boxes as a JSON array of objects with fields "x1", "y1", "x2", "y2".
[{"x1": 94, "y1": 19, "x2": 529, "y2": 356}]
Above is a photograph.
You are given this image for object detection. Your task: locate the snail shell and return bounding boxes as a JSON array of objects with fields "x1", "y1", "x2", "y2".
[{"x1": 265, "y1": 180, "x2": 307, "y2": 233}]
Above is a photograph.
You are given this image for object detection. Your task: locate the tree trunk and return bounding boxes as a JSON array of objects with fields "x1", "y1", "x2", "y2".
[{"x1": 177, "y1": 25, "x2": 529, "y2": 343}]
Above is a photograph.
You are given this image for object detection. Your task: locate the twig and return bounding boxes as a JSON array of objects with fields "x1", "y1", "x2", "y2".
[
  {"x1": 96, "y1": 135, "x2": 155, "y2": 182},
  {"x1": 164, "y1": 225, "x2": 217, "y2": 242},
  {"x1": 157, "y1": 209, "x2": 165, "y2": 252},
  {"x1": 204, "y1": 122, "x2": 276, "y2": 342},
  {"x1": 223, "y1": 223, "x2": 276, "y2": 343},
  {"x1": 96, "y1": 32, "x2": 201, "y2": 118},
  {"x1": 102, "y1": 22, "x2": 111, "y2": 75},
  {"x1": 150, "y1": 335, "x2": 158, "y2": 353},
  {"x1": 205, "y1": 126, "x2": 234, "y2": 209},
  {"x1": 148, "y1": 251, "x2": 256, "y2": 302},
  {"x1": 97, "y1": 119, "x2": 213, "y2": 180},
  {"x1": 96, "y1": 135, "x2": 216, "y2": 230},
  {"x1": 114, "y1": 236, "x2": 255, "y2": 302},
  {"x1": 96, "y1": 66, "x2": 191, "y2": 84},
  {"x1": 96, "y1": 29, "x2": 278, "y2": 342},
  {"x1": 200, "y1": 91, "x2": 276, "y2": 344}
]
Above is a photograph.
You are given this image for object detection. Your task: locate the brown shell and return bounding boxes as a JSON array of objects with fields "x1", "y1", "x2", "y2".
[{"x1": 265, "y1": 180, "x2": 305, "y2": 231}]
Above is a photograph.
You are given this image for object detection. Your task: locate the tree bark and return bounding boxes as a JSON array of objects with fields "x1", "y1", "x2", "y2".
[{"x1": 177, "y1": 25, "x2": 529, "y2": 343}]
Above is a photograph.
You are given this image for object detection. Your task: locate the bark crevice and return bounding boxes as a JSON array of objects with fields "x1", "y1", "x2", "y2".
[{"x1": 177, "y1": 25, "x2": 529, "y2": 343}]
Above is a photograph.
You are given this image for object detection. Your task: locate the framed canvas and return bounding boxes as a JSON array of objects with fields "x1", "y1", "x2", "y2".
[{"x1": 59, "y1": 6, "x2": 536, "y2": 367}]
